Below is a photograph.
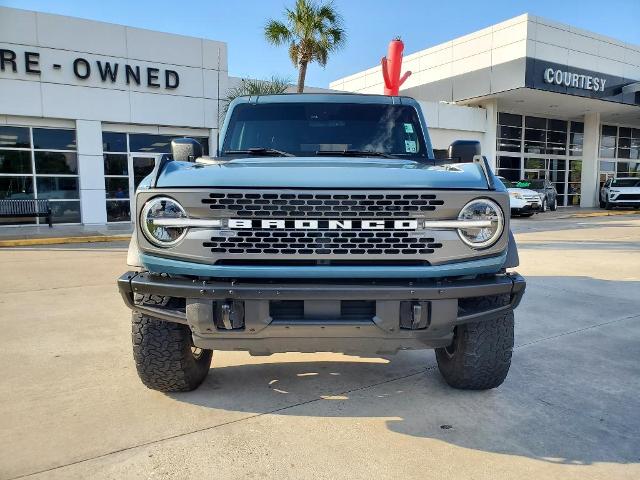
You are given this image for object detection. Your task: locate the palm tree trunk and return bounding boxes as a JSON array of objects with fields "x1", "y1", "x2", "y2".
[{"x1": 297, "y1": 61, "x2": 308, "y2": 93}]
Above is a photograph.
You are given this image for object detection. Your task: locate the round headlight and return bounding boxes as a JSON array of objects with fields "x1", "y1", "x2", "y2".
[
  {"x1": 140, "y1": 197, "x2": 187, "y2": 247},
  {"x1": 457, "y1": 198, "x2": 504, "y2": 249}
]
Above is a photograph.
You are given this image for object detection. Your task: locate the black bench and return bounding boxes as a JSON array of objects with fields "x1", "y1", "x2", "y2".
[{"x1": 0, "y1": 199, "x2": 52, "y2": 227}]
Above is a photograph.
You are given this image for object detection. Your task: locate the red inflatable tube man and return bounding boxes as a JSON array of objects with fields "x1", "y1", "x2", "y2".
[{"x1": 381, "y1": 37, "x2": 411, "y2": 96}]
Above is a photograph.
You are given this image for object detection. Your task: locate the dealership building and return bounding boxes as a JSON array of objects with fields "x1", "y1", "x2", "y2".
[
  {"x1": 1, "y1": 9, "x2": 639, "y2": 228},
  {"x1": 332, "y1": 14, "x2": 640, "y2": 208}
]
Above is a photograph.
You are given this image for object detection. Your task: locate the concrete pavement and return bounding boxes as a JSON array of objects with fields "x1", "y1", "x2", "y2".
[{"x1": 0, "y1": 215, "x2": 639, "y2": 479}]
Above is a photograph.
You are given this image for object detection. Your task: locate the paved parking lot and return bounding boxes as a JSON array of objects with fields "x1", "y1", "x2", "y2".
[{"x1": 1, "y1": 214, "x2": 639, "y2": 479}]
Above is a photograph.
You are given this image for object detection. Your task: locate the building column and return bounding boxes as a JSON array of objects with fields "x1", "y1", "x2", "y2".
[
  {"x1": 480, "y1": 98, "x2": 498, "y2": 171},
  {"x1": 76, "y1": 120, "x2": 107, "y2": 224},
  {"x1": 580, "y1": 112, "x2": 601, "y2": 208}
]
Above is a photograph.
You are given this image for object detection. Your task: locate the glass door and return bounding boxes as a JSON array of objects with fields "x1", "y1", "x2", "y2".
[{"x1": 129, "y1": 154, "x2": 161, "y2": 223}]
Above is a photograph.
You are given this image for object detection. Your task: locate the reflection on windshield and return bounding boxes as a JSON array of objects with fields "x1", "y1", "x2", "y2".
[
  {"x1": 221, "y1": 102, "x2": 428, "y2": 159},
  {"x1": 612, "y1": 179, "x2": 640, "y2": 187}
]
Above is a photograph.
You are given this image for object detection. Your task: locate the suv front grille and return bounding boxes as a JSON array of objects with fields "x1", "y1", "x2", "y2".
[
  {"x1": 202, "y1": 191, "x2": 444, "y2": 218},
  {"x1": 203, "y1": 230, "x2": 443, "y2": 256}
]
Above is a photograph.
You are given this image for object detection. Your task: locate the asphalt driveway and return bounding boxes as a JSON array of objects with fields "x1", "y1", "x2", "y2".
[{"x1": 1, "y1": 214, "x2": 639, "y2": 479}]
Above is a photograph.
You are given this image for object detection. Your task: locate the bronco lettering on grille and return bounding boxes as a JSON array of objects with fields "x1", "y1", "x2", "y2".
[{"x1": 228, "y1": 219, "x2": 419, "y2": 230}]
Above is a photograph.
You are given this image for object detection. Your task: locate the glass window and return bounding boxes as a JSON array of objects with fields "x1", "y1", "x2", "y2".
[
  {"x1": 547, "y1": 130, "x2": 567, "y2": 145},
  {"x1": 50, "y1": 201, "x2": 81, "y2": 223},
  {"x1": 221, "y1": 103, "x2": 429, "y2": 158},
  {"x1": 34, "y1": 151, "x2": 77, "y2": 174},
  {"x1": 36, "y1": 177, "x2": 79, "y2": 199},
  {"x1": 548, "y1": 119, "x2": 567, "y2": 132},
  {"x1": 0, "y1": 150, "x2": 32, "y2": 174},
  {"x1": 525, "y1": 116, "x2": 546, "y2": 129},
  {"x1": 525, "y1": 158, "x2": 546, "y2": 169},
  {"x1": 602, "y1": 125, "x2": 617, "y2": 137},
  {"x1": 104, "y1": 154, "x2": 128, "y2": 176},
  {"x1": 496, "y1": 139, "x2": 520, "y2": 152},
  {"x1": 600, "y1": 161, "x2": 615, "y2": 172},
  {"x1": 0, "y1": 126, "x2": 31, "y2": 148},
  {"x1": 106, "y1": 200, "x2": 131, "y2": 222},
  {"x1": 498, "y1": 126, "x2": 521, "y2": 140},
  {"x1": 617, "y1": 162, "x2": 629, "y2": 175},
  {"x1": 32, "y1": 128, "x2": 76, "y2": 150},
  {"x1": 524, "y1": 141, "x2": 545, "y2": 154},
  {"x1": 129, "y1": 134, "x2": 174, "y2": 154},
  {"x1": 102, "y1": 132, "x2": 127, "y2": 153},
  {"x1": 498, "y1": 113, "x2": 522, "y2": 127},
  {"x1": 619, "y1": 127, "x2": 632, "y2": 138},
  {"x1": 498, "y1": 156, "x2": 520, "y2": 169},
  {"x1": 571, "y1": 122, "x2": 584, "y2": 134},
  {"x1": 105, "y1": 177, "x2": 129, "y2": 199},
  {"x1": 497, "y1": 169, "x2": 520, "y2": 181},
  {"x1": 0, "y1": 176, "x2": 34, "y2": 199},
  {"x1": 525, "y1": 129, "x2": 546, "y2": 142}
]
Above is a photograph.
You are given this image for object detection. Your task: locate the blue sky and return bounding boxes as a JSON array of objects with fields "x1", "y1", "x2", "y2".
[{"x1": 2, "y1": 0, "x2": 640, "y2": 87}]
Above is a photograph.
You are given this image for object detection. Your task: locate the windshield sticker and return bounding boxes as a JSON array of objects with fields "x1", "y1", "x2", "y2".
[
  {"x1": 516, "y1": 181, "x2": 532, "y2": 188},
  {"x1": 403, "y1": 123, "x2": 414, "y2": 134},
  {"x1": 405, "y1": 140, "x2": 417, "y2": 153}
]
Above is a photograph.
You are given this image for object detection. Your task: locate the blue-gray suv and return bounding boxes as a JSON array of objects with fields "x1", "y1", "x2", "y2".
[{"x1": 118, "y1": 94, "x2": 525, "y2": 392}]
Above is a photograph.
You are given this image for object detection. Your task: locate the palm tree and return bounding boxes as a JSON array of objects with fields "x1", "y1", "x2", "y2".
[
  {"x1": 265, "y1": 0, "x2": 345, "y2": 93},
  {"x1": 220, "y1": 76, "x2": 290, "y2": 119}
]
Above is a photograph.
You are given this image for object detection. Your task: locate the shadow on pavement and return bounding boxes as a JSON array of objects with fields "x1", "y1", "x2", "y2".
[{"x1": 167, "y1": 275, "x2": 640, "y2": 468}]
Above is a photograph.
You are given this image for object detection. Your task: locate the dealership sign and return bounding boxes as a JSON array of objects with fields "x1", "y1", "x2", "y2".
[
  {"x1": 0, "y1": 48, "x2": 179, "y2": 89},
  {"x1": 543, "y1": 67, "x2": 606, "y2": 92}
]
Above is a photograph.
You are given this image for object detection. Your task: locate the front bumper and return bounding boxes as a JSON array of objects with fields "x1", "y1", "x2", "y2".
[
  {"x1": 511, "y1": 203, "x2": 541, "y2": 214},
  {"x1": 118, "y1": 271, "x2": 526, "y2": 355}
]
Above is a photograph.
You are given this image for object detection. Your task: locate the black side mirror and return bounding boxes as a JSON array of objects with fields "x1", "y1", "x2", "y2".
[
  {"x1": 447, "y1": 140, "x2": 481, "y2": 163},
  {"x1": 171, "y1": 138, "x2": 203, "y2": 162}
]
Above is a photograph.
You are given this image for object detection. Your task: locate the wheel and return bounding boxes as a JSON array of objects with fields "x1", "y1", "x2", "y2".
[
  {"x1": 605, "y1": 200, "x2": 613, "y2": 210},
  {"x1": 599, "y1": 199, "x2": 606, "y2": 209},
  {"x1": 436, "y1": 297, "x2": 514, "y2": 390},
  {"x1": 550, "y1": 198, "x2": 558, "y2": 211},
  {"x1": 541, "y1": 199, "x2": 548, "y2": 212},
  {"x1": 132, "y1": 313, "x2": 212, "y2": 392}
]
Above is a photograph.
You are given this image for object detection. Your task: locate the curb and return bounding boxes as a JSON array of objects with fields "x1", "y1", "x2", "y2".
[
  {"x1": 0, "y1": 235, "x2": 131, "y2": 247},
  {"x1": 561, "y1": 210, "x2": 640, "y2": 219}
]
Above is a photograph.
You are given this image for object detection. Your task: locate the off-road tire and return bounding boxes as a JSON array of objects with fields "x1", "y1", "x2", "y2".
[
  {"x1": 436, "y1": 297, "x2": 514, "y2": 390},
  {"x1": 132, "y1": 313, "x2": 212, "y2": 392},
  {"x1": 599, "y1": 199, "x2": 606, "y2": 209},
  {"x1": 541, "y1": 199, "x2": 548, "y2": 212},
  {"x1": 550, "y1": 198, "x2": 558, "y2": 211}
]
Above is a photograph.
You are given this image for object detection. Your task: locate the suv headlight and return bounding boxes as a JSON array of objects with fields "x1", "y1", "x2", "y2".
[
  {"x1": 457, "y1": 198, "x2": 504, "y2": 249},
  {"x1": 140, "y1": 196, "x2": 188, "y2": 247},
  {"x1": 509, "y1": 191, "x2": 523, "y2": 200}
]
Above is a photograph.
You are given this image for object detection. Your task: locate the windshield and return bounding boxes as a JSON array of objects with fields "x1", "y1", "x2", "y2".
[
  {"x1": 221, "y1": 102, "x2": 428, "y2": 159},
  {"x1": 498, "y1": 178, "x2": 517, "y2": 188},
  {"x1": 612, "y1": 178, "x2": 640, "y2": 187}
]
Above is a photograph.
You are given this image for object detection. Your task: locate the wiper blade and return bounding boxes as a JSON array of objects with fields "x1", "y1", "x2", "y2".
[
  {"x1": 223, "y1": 148, "x2": 294, "y2": 157},
  {"x1": 315, "y1": 149, "x2": 399, "y2": 159}
]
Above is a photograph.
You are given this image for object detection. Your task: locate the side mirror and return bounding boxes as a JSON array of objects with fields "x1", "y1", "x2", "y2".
[
  {"x1": 171, "y1": 138, "x2": 203, "y2": 162},
  {"x1": 447, "y1": 140, "x2": 481, "y2": 163}
]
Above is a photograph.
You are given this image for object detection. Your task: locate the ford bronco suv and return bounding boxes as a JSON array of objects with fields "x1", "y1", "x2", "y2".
[{"x1": 118, "y1": 94, "x2": 525, "y2": 392}]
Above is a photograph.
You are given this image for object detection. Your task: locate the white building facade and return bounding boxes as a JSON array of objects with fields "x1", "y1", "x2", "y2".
[
  {"x1": 331, "y1": 14, "x2": 640, "y2": 207},
  {"x1": 0, "y1": 6, "x2": 226, "y2": 226}
]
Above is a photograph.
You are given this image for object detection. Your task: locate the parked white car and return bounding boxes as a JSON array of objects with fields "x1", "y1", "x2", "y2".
[
  {"x1": 600, "y1": 177, "x2": 640, "y2": 209},
  {"x1": 497, "y1": 177, "x2": 543, "y2": 217}
]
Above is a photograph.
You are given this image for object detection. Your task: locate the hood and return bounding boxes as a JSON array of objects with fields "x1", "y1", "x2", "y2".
[
  {"x1": 509, "y1": 188, "x2": 540, "y2": 197},
  {"x1": 151, "y1": 157, "x2": 495, "y2": 190}
]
